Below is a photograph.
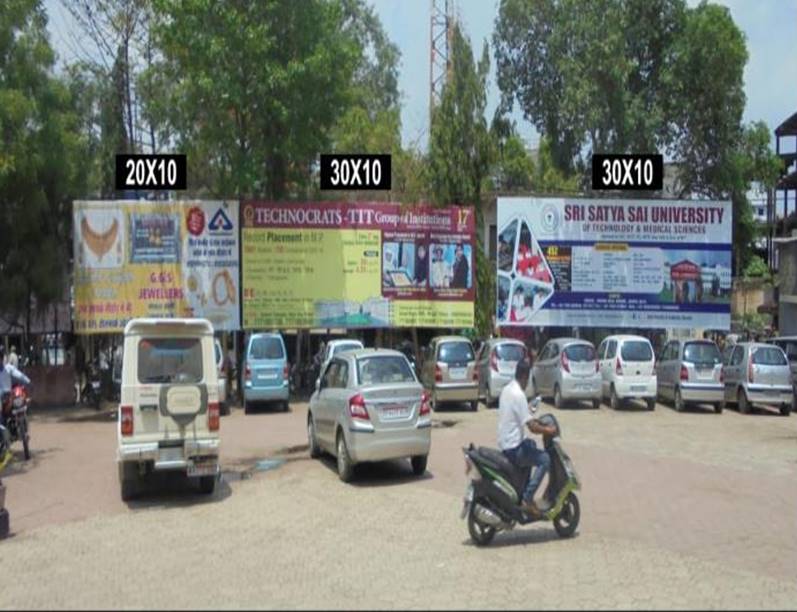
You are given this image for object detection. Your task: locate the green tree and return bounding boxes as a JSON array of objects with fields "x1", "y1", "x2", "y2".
[
  {"x1": 0, "y1": 0, "x2": 89, "y2": 335},
  {"x1": 428, "y1": 24, "x2": 495, "y2": 335},
  {"x1": 150, "y1": 0, "x2": 360, "y2": 198},
  {"x1": 491, "y1": 130, "x2": 535, "y2": 193}
]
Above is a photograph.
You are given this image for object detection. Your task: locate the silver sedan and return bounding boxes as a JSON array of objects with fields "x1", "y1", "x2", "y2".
[{"x1": 307, "y1": 349, "x2": 432, "y2": 482}]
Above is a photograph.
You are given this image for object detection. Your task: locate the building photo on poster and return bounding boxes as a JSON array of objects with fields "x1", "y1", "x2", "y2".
[{"x1": 497, "y1": 197, "x2": 733, "y2": 329}]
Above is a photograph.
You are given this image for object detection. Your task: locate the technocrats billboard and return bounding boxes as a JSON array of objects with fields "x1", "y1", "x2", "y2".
[
  {"x1": 497, "y1": 197, "x2": 732, "y2": 330},
  {"x1": 73, "y1": 200, "x2": 240, "y2": 333},
  {"x1": 241, "y1": 201, "x2": 475, "y2": 329}
]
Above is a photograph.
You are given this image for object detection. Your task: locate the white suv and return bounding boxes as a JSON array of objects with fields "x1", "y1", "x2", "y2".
[
  {"x1": 597, "y1": 335, "x2": 657, "y2": 410},
  {"x1": 117, "y1": 318, "x2": 221, "y2": 500}
]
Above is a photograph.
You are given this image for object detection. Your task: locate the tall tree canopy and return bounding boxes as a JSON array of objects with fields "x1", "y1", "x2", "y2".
[
  {"x1": 0, "y1": 0, "x2": 88, "y2": 331},
  {"x1": 428, "y1": 24, "x2": 495, "y2": 335}
]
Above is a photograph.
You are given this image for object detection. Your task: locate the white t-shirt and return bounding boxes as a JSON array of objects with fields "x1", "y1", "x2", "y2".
[{"x1": 497, "y1": 379, "x2": 532, "y2": 450}]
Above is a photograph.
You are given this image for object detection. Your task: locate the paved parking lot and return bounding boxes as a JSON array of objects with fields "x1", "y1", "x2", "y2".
[{"x1": 1, "y1": 397, "x2": 796, "y2": 609}]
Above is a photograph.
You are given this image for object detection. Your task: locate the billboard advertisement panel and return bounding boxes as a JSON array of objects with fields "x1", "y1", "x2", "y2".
[
  {"x1": 497, "y1": 197, "x2": 732, "y2": 330},
  {"x1": 72, "y1": 200, "x2": 240, "y2": 333},
  {"x1": 241, "y1": 201, "x2": 475, "y2": 328}
]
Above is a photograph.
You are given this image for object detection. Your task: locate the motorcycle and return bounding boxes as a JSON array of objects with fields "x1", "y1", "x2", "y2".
[
  {"x1": 81, "y1": 360, "x2": 102, "y2": 410},
  {"x1": 461, "y1": 398, "x2": 581, "y2": 546},
  {"x1": 1, "y1": 383, "x2": 31, "y2": 461}
]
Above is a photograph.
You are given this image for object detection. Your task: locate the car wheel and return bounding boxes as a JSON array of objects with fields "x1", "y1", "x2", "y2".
[
  {"x1": 410, "y1": 454, "x2": 428, "y2": 476},
  {"x1": 336, "y1": 432, "x2": 355, "y2": 483},
  {"x1": 738, "y1": 388, "x2": 750, "y2": 414},
  {"x1": 554, "y1": 385, "x2": 563, "y2": 409},
  {"x1": 308, "y1": 415, "x2": 322, "y2": 459},
  {"x1": 470, "y1": 401, "x2": 478, "y2": 412},
  {"x1": 714, "y1": 402, "x2": 724, "y2": 414},
  {"x1": 119, "y1": 463, "x2": 138, "y2": 502},
  {"x1": 198, "y1": 475, "x2": 216, "y2": 495},
  {"x1": 646, "y1": 398, "x2": 656, "y2": 411},
  {"x1": 220, "y1": 402, "x2": 230, "y2": 416},
  {"x1": 780, "y1": 404, "x2": 792, "y2": 417},
  {"x1": 592, "y1": 398, "x2": 601, "y2": 410},
  {"x1": 610, "y1": 386, "x2": 620, "y2": 410},
  {"x1": 244, "y1": 400, "x2": 251, "y2": 415},
  {"x1": 282, "y1": 401, "x2": 290, "y2": 412},
  {"x1": 674, "y1": 388, "x2": 684, "y2": 412}
]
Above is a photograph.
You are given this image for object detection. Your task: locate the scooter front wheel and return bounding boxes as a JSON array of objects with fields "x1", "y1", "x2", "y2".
[
  {"x1": 553, "y1": 492, "x2": 580, "y2": 538},
  {"x1": 467, "y1": 505, "x2": 496, "y2": 546}
]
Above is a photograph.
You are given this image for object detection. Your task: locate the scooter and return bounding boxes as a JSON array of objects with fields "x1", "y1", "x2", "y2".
[
  {"x1": 461, "y1": 397, "x2": 581, "y2": 546},
  {"x1": 81, "y1": 359, "x2": 102, "y2": 410}
]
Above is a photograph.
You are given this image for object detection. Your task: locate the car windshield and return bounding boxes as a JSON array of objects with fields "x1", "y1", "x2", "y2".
[
  {"x1": 684, "y1": 342, "x2": 721, "y2": 364},
  {"x1": 138, "y1": 338, "x2": 203, "y2": 384},
  {"x1": 752, "y1": 346, "x2": 787, "y2": 366},
  {"x1": 357, "y1": 356, "x2": 416, "y2": 385},
  {"x1": 620, "y1": 341, "x2": 653, "y2": 362},
  {"x1": 438, "y1": 342, "x2": 474, "y2": 363},
  {"x1": 495, "y1": 343, "x2": 526, "y2": 361},
  {"x1": 333, "y1": 342, "x2": 362, "y2": 356},
  {"x1": 249, "y1": 336, "x2": 284, "y2": 360},
  {"x1": 565, "y1": 344, "x2": 596, "y2": 361}
]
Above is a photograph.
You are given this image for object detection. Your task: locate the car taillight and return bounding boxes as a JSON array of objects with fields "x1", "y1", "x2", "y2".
[
  {"x1": 561, "y1": 352, "x2": 571, "y2": 373},
  {"x1": 420, "y1": 391, "x2": 431, "y2": 416},
  {"x1": 208, "y1": 402, "x2": 220, "y2": 431},
  {"x1": 435, "y1": 364, "x2": 442, "y2": 383},
  {"x1": 615, "y1": 358, "x2": 623, "y2": 376},
  {"x1": 348, "y1": 393, "x2": 369, "y2": 420},
  {"x1": 748, "y1": 361, "x2": 754, "y2": 383},
  {"x1": 283, "y1": 363, "x2": 290, "y2": 379},
  {"x1": 120, "y1": 405, "x2": 133, "y2": 436},
  {"x1": 490, "y1": 351, "x2": 498, "y2": 372},
  {"x1": 244, "y1": 364, "x2": 251, "y2": 381},
  {"x1": 680, "y1": 365, "x2": 689, "y2": 381}
]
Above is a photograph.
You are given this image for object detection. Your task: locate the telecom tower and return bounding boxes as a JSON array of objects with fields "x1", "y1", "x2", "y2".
[{"x1": 430, "y1": 0, "x2": 454, "y2": 125}]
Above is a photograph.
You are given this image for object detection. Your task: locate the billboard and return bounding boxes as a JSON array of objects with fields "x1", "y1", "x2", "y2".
[
  {"x1": 73, "y1": 200, "x2": 240, "y2": 333},
  {"x1": 241, "y1": 201, "x2": 475, "y2": 328},
  {"x1": 497, "y1": 197, "x2": 732, "y2": 330}
]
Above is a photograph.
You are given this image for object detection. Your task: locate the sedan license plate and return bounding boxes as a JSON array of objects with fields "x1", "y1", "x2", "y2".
[
  {"x1": 631, "y1": 385, "x2": 647, "y2": 392},
  {"x1": 460, "y1": 485, "x2": 474, "y2": 519},
  {"x1": 450, "y1": 367, "x2": 467, "y2": 380},
  {"x1": 188, "y1": 459, "x2": 218, "y2": 477},
  {"x1": 381, "y1": 404, "x2": 411, "y2": 420},
  {"x1": 159, "y1": 447, "x2": 183, "y2": 463}
]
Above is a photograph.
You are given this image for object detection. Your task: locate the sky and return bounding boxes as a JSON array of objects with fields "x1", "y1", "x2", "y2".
[{"x1": 43, "y1": 0, "x2": 797, "y2": 153}]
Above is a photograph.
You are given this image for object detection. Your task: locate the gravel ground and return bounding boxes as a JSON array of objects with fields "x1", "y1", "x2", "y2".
[{"x1": 1, "y1": 398, "x2": 795, "y2": 609}]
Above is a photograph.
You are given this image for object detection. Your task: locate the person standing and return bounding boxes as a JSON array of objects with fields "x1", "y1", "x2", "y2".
[
  {"x1": 451, "y1": 244, "x2": 469, "y2": 289},
  {"x1": 8, "y1": 346, "x2": 18, "y2": 369},
  {"x1": 414, "y1": 244, "x2": 429, "y2": 286}
]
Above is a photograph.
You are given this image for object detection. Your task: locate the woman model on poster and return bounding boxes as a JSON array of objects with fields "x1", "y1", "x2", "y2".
[{"x1": 430, "y1": 246, "x2": 451, "y2": 288}]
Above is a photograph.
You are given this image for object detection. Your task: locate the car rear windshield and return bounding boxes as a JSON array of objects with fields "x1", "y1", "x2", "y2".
[
  {"x1": 495, "y1": 344, "x2": 526, "y2": 361},
  {"x1": 357, "y1": 356, "x2": 416, "y2": 385},
  {"x1": 138, "y1": 338, "x2": 203, "y2": 384},
  {"x1": 438, "y1": 342, "x2": 474, "y2": 363},
  {"x1": 774, "y1": 341, "x2": 797, "y2": 362},
  {"x1": 684, "y1": 342, "x2": 721, "y2": 364},
  {"x1": 752, "y1": 346, "x2": 787, "y2": 366},
  {"x1": 333, "y1": 342, "x2": 362, "y2": 356},
  {"x1": 620, "y1": 341, "x2": 653, "y2": 362},
  {"x1": 249, "y1": 336, "x2": 284, "y2": 360},
  {"x1": 564, "y1": 344, "x2": 596, "y2": 362}
]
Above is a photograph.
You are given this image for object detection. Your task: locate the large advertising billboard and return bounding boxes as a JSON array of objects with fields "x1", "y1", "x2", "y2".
[
  {"x1": 73, "y1": 200, "x2": 240, "y2": 333},
  {"x1": 241, "y1": 201, "x2": 475, "y2": 329},
  {"x1": 497, "y1": 197, "x2": 732, "y2": 330}
]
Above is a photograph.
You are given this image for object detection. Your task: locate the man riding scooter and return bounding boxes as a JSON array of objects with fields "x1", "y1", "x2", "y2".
[
  {"x1": 497, "y1": 358, "x2": 557, "y2": 518},
  {"x1": 0, "y1": 346, "x2": 31, "y2": 462}
]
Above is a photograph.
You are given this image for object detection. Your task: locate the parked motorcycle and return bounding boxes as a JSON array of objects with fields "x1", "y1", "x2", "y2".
[
  {"x1": 461, "y1": 398, "x2": 581, "y2": 546},
  {"x1": 81, "y1": 359, "x2": 102, "y2": 410},
  {"x1": 1, "y1": 383, "x2": 31, "y2": 461}
]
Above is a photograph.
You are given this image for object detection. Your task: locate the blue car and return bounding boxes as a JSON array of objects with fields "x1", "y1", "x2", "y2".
[{"x1": 243, "y1": 333, "x2": 290, "y2": 413}]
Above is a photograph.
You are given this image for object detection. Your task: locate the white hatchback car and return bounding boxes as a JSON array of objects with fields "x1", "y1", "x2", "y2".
[
  {"x1": 597, "y1": 335, "x2": 657, "y2": 410},
  {"x1": 117, "y1": 318, "x2": 221, "y2": 500}
]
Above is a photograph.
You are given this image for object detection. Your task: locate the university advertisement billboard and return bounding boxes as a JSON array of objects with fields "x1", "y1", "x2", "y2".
[
  {"x1": 241, "y1": 201, "x2": 475, "y2": 329},
  {"x1": 72, "y1": 200, "x2": 240, "y2": 333},
  {"x1": 497, "y1": 197, "x2": 732, "y2": 330}
]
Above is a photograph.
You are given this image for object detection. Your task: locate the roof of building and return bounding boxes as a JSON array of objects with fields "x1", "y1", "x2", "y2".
[{"x1": 775, "y1": 110, "x2": 797, "y2": 137}]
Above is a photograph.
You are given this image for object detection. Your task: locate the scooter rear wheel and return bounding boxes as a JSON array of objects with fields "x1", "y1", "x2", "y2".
[
  {"x1": 553, "y1": 492, "x2": 580, "y2": 538},
  {"x1": 467, "y1": 505, "x2": 496, "y2": 547}
]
